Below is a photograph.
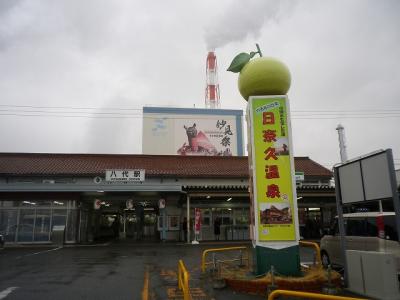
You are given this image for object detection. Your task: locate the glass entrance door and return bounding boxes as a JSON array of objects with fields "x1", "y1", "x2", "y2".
[
  {"x1": 143, "y1": 211, "x2": 157, "y2": 240},
  {"x1": 17, "y1": 209, "x2": 35, "y2": 242},
  {"x1": 34, "y1": 209, "x2": 51, "y2": 241},
  {"x1": 124, "y1": 211, "x2": 138, "y2": 239}
]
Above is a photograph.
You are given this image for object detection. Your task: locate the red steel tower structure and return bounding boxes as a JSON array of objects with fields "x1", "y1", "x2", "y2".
[{"x1": 205, "y1": 51, "x2": 220, "y2": 109}]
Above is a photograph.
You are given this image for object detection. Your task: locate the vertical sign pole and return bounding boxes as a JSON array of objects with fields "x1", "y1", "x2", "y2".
[
  {"x1": 333, "y1": 166, "x2": 348, "y2": 287},
  {"x1": 123, "y1": 211, "x2": 126, "y2": 238},
  {"x1": 186, "y1": 195, "x2": 190, "y2": 244},
  {"x1": 161, "y1": 208, "x2": 166, "y2": 241},
  {"x1": 160, "y1": 207, "x2": 167, "y2": 242},
  {"x1": 386, "y1": 149, "x2": 400, "y2": 242},
  {"x1": 246, "y1": 106, "x2": 257, "y2": 272}
]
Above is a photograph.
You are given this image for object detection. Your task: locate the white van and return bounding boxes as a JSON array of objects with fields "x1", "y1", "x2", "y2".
[{"x1": 320, "y1": 212, "x2": 400, "y2": 270}]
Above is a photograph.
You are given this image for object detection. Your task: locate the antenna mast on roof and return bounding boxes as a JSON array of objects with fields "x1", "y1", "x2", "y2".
[{"x1": 336, "y1": 124, "x2": 348, "y2": 163}]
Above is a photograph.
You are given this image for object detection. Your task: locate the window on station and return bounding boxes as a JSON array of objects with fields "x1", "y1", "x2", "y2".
[
  {"x1": 17, "y1": 209, "x2": 35, "y2": 242},
  {"x1": 1, "y1": 201, "x2": 19, "y2": 207},
  {"x1": 66, "y1": 210, "x2": 78, "y2": 242},
  {"x1": 234, "y1": 208, "x2": 249, "y2": 225},
  {"x1": 213, "y1": 208, "x2": 232, "y2": 225},
  {"x1": 0, "y1": 210, "x2": 18, "y2": 242},
  {"x1": 0, "y1": 200, "x2": 70, "y2": 208},
  {"x1": 0, "y1": 201, "x2": 78, "y2": 243},
  {"x1": 52, "y1": 209, "x2": 67, "y2": 227},
  {"x1": 34, "y1": 209, "x2": 51, "y2": 242},
  {"x1": 35, "y1": 201, "x2": 54, "y2": 207},
  {"x1": 201, "y1": 209, "x2": 211, "y2": 226}
]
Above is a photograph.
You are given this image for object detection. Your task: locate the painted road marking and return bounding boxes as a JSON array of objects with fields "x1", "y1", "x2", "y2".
[
  {"x1": 16, "y1": 247, "x2": 62, "y2": 259},
  {"x1": 301, "y1": 261, "x2": 318, "y2": 265},
  {"x1": 162, "y1": 267, "x2": 207, "y2": 299},
  {"x1": 141, "y1": 266, "x2": 149, "y2": 300},
  {"x1": 0, "y1": 287, "x2": 18, "y2": 299},
  {"x1": 69, "y1": 242, "x2": 110, "y2": 247},
  {"x1": 167, "y1": 287, "x2": 206, "y2": 299}
]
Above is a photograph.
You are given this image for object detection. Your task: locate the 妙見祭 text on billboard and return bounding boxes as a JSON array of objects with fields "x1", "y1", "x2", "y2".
[{"x1": 249, "y1": 96, "x2": 297, "y2": 242}]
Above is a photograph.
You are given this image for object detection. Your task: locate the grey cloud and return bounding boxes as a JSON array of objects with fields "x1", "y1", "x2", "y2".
[
  {"x1": 0, "y1": 0, "x2": 23, "y2": 15},
  {"x1": 203, "y1": 0, "x2": 293, "y2": 50}
]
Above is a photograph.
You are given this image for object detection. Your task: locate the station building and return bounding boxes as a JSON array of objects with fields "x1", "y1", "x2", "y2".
[{"x1": 0, "y1": 153, "x2": 335, "y2": 245}]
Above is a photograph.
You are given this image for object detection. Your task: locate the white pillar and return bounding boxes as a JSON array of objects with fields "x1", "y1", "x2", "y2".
[
  {"x1": 186, "y1": 194, "x2": 190, "y2": 244},
  {"x1": 123, "y1": 211, "x2": 126, "y2": 238}
]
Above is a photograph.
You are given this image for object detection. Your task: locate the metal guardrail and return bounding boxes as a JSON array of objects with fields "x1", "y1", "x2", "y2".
[
  {"x1": 201, "y1": 246, "x2": 248, "y2": 273},
  {"x1": 268, "y1": 289, "x2": 367, "y2": 300},
  {"x1": 178, "y1": 259, "x2": 191, "y2": 300},
  {"x1": 299, "y1": 241, "x2": 322, "y2": 267}
]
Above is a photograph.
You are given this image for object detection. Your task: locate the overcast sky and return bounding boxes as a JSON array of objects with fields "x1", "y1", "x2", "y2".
[{"x1": 0, "y1": 0, "x2": 399, "y2": 170}]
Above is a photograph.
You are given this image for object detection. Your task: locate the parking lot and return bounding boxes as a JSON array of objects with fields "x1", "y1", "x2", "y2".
[{"x1": 0, "y1": 241, "x2": 323, "y2": 300}]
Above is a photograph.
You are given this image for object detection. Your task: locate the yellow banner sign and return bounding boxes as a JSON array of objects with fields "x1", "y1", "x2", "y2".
[{"x1": 249, "y1": 96, "x2": 297, "y2": 241}]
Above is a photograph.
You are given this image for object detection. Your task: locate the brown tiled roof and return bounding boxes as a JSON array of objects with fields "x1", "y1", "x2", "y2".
[
  {"x1": 0, "y1": 153, "x2": 332, "y2": 178},
  {"x1": 293, "y1": 156, "x2": 333, "y2": 178}
]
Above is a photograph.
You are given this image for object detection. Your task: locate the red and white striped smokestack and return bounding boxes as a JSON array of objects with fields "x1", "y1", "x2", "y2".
[{"x1": 205, "y1": 51, "x2": 220, "y2": 109}]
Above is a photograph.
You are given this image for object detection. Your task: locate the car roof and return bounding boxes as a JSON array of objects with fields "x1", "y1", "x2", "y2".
[{"x1": 342, "y1": 212, "x2": 396, "y2": 218}]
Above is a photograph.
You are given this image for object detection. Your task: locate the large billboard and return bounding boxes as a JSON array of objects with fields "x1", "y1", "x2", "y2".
[
  {"x1": 248, "y1": 96, "x2": 299, "y2": 245},
  {"x1": 142, "y1": 107, "x2": 244, "y2": 156},
  {"x1": 336, "y1": 150, "x2": 395, "y2": 204}
]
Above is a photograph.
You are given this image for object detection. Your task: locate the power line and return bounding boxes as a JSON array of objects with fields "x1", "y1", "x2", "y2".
[
  {"x1": 1, "y1": 103, "x2": 400, "y2": 120},
  {"x1": 0, "y1": 109, "x2": 142, "y2": 116},
  {"x1": 0, "y1": 113, "x2": 248, "y2": 120},
  {"x1": 1, "y1": 103, "x2": 400, "y2": 114},
  {"x1": 293, "y1": 109, "x2": 400, "y2": 113},
  {"x1": 0, "y1": 104, "x2": 143, "y2": 111},
  {"x1": 0, "y1": 113, "x2": 142, "y2": 119},
  {"x1": 1, "y1": 112, "x2": 400, "y2": 120},
  {"x1": 1, "y1": 106, "x2": 400, "y2": 119},
  {"x1": 292, "y1": 116, "x2": 400, "y2": 119},
  {"x1": 292, "y1": 112, "x2": 400, "y2": 116}
]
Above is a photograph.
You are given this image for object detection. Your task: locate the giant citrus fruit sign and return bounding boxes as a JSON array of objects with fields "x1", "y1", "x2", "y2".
[
  {"x1": 228, "y1": 45, "x2": 291, "y2": 101},
  {"x1": 238, "y1": 57, "x2": 290, "y2": 100}
]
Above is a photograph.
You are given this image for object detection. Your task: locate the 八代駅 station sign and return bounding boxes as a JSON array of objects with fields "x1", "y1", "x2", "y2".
[{"x1": 105, "y1": 169, "x2": 145, "y2": 182}]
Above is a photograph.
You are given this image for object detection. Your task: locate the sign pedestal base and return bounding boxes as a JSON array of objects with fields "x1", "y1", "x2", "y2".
[{"x1": 255, "y1": 245, "x2": 301, "y2": 277}]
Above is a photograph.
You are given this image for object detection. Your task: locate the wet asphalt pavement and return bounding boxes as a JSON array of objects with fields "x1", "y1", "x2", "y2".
[{"x1": 0, "y1": 241, "x2": 319, "y2": 300}]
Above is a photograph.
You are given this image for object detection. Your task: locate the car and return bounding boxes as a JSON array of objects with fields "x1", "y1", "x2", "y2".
[{"x1": 320, "y1": 212, "x2": 400, "y2": 270}]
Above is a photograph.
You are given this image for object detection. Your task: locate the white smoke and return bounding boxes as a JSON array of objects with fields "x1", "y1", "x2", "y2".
[{"x1": 204, "y1": 0, "x2": 292, "y2": 50}]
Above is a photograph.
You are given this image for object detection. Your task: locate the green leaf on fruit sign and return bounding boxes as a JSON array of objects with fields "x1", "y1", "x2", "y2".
[{"x1": 227, "y1": 52, "x2": 251, "y2": 73}]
